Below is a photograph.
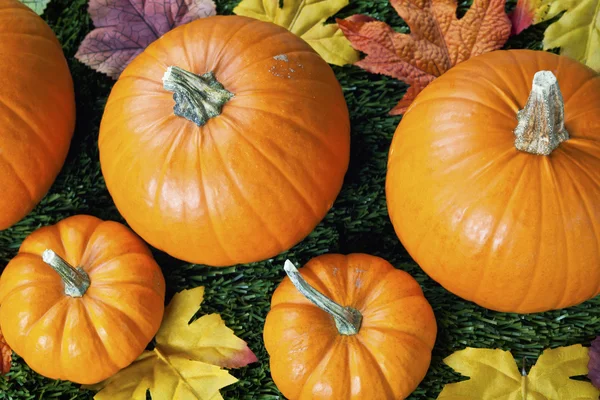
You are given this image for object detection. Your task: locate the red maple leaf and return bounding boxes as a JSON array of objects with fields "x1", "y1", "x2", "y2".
[{"x1": 338, "y1": 0, "x2": 512, "y2": 115}]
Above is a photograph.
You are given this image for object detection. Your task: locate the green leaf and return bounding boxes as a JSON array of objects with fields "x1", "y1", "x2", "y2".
[{"x1": 19, "y1": 0, "x2": 51, "y2": 15}]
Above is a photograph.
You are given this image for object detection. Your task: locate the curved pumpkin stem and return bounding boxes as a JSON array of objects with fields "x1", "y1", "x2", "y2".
[
  {"x1": 42, "y1": 249, "x2": 90, "y2": 298},
  {"x1": 514, "y1": 70, "x2": 569, "y2": 156},
  {"x1": 283, "y1": 260, "x2": 362, "y2": 335},
  {"x1": 162, "y1": 66, "x2": 234, "y2": 127}
]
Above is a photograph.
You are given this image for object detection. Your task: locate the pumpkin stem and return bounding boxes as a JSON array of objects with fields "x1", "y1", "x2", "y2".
[
  {"x1": 162, "y1": 66, "x2": 234, "y2": 127},
  {"x1": 283, "y1": 260, "x2": 362, "y2": 336},
  {"x1": 514, "y1": 70, "x2": 569, "y2": 156},
  {"x1": 42, "y1": 249, "x2": 90, "y2": 298}
]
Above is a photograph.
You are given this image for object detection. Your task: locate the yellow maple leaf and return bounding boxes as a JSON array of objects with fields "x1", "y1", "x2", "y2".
[
  {"x1": 542, "y1": 0, "x2": 600, "y2": 72},
  {"x1": 437, "y1": 345, "x2": 600, "y2": 399},
  {"x1": 90, "y1": 287, "x2": 257, "y2": 400},
  {"x1": 233, "y1": 0, "x2": 359, "y2": 66}
]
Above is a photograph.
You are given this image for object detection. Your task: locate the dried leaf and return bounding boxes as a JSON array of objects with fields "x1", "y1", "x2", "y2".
[
  {"x1": 18, "y1": 0, "x2": 51, "y2": 14},
  {"x1": 509, "y1": 0, "x2": 571, "y2": 35},
  {"x1": 91, "y1": 287, "x2": 257, "y2": 400},
  {"x1": 542, "y1": 0, "x2": 600, "y2": 72},
  {"x1": 233, "y1": 0, "x2": 359, "y2": 66},
  {"x1": 338, "y1": 0, "x2": 511, "y2": 115},
  {"x1": 0, "y1": 327, "x2": 11, "y2": 375},
  {"x1": 75, "y1": 0, "x2": 216, "y2": 79},
  {"x1": 438, "y1": 345, "x2": 599, "y2": 399},
  {"x1": 588, "y1": 336, "x2": 600, "y2": 388}
]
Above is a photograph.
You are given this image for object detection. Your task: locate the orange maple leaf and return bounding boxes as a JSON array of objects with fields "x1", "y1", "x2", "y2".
[
  {"x1": 0, "y1": 327, "x2": 11, "y2": 375},
  {"x1": 338, "y1": 0, "x2": 512, "y2": 115}
]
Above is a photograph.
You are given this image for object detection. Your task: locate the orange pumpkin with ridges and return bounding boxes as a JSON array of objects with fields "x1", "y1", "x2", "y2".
[
  {"x1": 386, "y1": 50, "x2": 600, "y2": 313},
  {"x1": 0, "y1": 0, "x2": 75, "y2": 230},
  {"x1": 99, "y1": 16, "x2": 350, "y2": 266},
  {"x1": 0, "y1": 215, "x2": 165, "y2": 384},
  {"x1": 264, "y1": 254, "x2": 437, "y2": 399}
]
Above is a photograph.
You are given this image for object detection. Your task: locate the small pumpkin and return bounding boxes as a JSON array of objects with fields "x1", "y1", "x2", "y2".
[
  {"x1": 0, "y1": 215, "x2": 166, "y2": 384},
  {"x1": 0, "y1": 0, "x2": 75, "y2": 230},
  {"x1": 264, "y1": 254, "x2": 437, "y2": 399},
  {"x1": 386, "y1": 50, "x2": 600, "y2": 313},
  {"x1": 99, "y1": 15, "x2": 350, "y2": 267}
]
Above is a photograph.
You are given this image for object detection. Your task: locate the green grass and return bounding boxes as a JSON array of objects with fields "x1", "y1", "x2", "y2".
[{"x1": 1, "y1": 0, "x2": 598, "y2": 399}]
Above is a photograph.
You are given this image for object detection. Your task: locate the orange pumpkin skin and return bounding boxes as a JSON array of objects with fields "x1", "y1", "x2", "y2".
[
  {"x1": 0, "y1": 0, "x2": 75, "y2": 230},
  {"x1": 0, "y1": 215, "x2": 166, "y2": 384},
  {"x1": 386, "y1": 50, "x2": 600, "y2": 313},
  {"x1": 264, "y1": 254, "x2": 437, "y2": 399},
  {"x1": 99, "y1": 16, "x2": 350, "y2": 267}
]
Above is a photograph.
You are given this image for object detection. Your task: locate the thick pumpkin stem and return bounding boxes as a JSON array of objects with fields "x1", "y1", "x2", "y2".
[
  {"x1": 514, "y1": 70, "x2": 569, "y2": 155},
  {"x1": 42, "y1": 249, "x2": 90, "y2": 298},
  {"x1": 162, "y1": 66, "x2": 234, "y2": 127},
  {"x1": 283, "y1": 260, "x2": 362, "y2": 336}
]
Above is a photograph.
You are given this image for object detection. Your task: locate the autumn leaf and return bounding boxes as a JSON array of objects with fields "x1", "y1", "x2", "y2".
[
  {"x1": 542, "y1": 0, "x2": 600, "y2": 72},
  {"x1": 438, "y1": 345, "x2": 600, "y2": 399},
  {"x1": 18, "y1": 0, "x2": 51, "y2": 14},
  {"x1": 338, "y1": 0, "x2": 511, "y2": 115},
  {"x1": 588, "y1": 336, "x2": 600, "y2": 388},
  {"x1": 0, "y1": 327, "x2": 11, "y2": 375},
  {"x1": 75, "y1": 0, "x2": 216, "y2": 79},
  {"x1": 233, "y1": 0, "x2": 359, "y2": 66},
  {"x1": 509, "y1": 0, "x2": 565, "y2": 34},
  {"x1": 91, "y1": 286, "x2": 258, "y2": 400}
]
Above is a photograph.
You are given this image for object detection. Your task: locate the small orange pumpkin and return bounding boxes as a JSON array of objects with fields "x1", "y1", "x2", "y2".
[
  {"x1": 386, "y1": 50, "x2": 600, "y2": 313},
  {"x1": 0, "y1": 215, "x2": 165, "y2": 384},
  {"x1": 0, "y1": 0, "x2": 75, "y2": 230},
  {"x1": 99, "y1": 16, "x2": 350, "y2": 267},
  {"x1": 264, "y1": 254, "x2": 437, "y2": 399}
]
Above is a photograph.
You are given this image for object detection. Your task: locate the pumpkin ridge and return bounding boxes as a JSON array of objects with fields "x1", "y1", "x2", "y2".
[
  {"x1": 230, "y1": 49, "x2": 319, "y2": 85},
  {"x1": 296, "y1": 336, "x2": 343, "y2": 398},
  {"x1": 550, "y1": 152, "x2": 600, "y2": 299},
  {"x1": 83, "y1": 252, "x2": 155, "y2": 276},
  {"x1": 0, "y1": 155, "x2": 33, "y2": 203},
  {"x1": 360, "y1": 326, "x2": 435, "y2": 352},
  {"x1": 83, "y1": 293, "x2": 148, "y2": 348},
  {"x1": 470, "y1": 155, "x2": 531, "y2": 304},
  {"x1": 564, "y1": 75, "x2": 600, "y2": 111},
  {"x1": 229, "y1": 103, "x2": 342, "y2": 166},
  {"x1": 89, "y1": 281, "x2": 164, "y2": 298},
  {"x1": 408, "y1": 148, "x2": 516, "y2": 266},
  {"x1": 536, "y1": 158, "x2": 572, "y2": 310},
  {"x1": 352, "y1": 335, "x2": 396, "y2": 399},
  {"x1": 360, "y1": 294, "x2": 430, "y2": 316},
  {"x1": 23, "y1": 297, "x2": 69, "y2": 355},
  {"x1": 204, "y1": 121, "x2": 285, "y2": 251},
  {"x1": 0, "y1": 88, "x2": 60, "y2": 167},
  {"x1": 219, "y1": 114, "x2": 320, "y2": 218},
  {"x1": 77, "y1": 299, "x2": 120, "y2": 371},
  {"x1": 208, "y1": 17, "x2": 265, "y2": 75},
  {"x1": 511, "y1": 161, "x2": 546, "y2": 312},
  {"x1": 193, "y1": 125, "x2": 235, "y2": 263},
  {"x1": 447, "y1": 72, "x2": 521, "y2": 114},
  {"x1": 416, "y1": 94, "x2": 517, "y2": 121}
]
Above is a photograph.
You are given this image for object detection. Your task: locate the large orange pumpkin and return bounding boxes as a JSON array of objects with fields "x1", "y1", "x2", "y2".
[
  {"x1": 264, "y1": 254, "x2": 437, "y2": 399},
  {"x1": 0, "y1": 0, "x2": 75, "y2": 230},
  {"x1": 386, "y1": 50, "x2": 600, "y2": 313},
  {"x1": 99, "y1": 16, "x2": 350, "y2": 267},
  {"x1": 0, "y1": 215, "x2": 166, "y2": 384}
]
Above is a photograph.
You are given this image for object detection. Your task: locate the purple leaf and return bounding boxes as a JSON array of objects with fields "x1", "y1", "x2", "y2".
[
  {"x1": 76, "y1": 0, "x2": 216, "y2": 79},
  {"x1": 588, "y1": 336, "x2": 600, "y2": 388}
]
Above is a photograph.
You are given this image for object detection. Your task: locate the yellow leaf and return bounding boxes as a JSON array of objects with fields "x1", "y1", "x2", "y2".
[
  {"x1": 92, "y1": 287, "x2": 257, "y2": 400},
  {"x1": 437, "y1": 345, "x2": 600, "y2": 399},
  {"x1": 233, "y1": 0, "x2": 359, "y2": 66},
  {"x1": 542, "y1": 0, "x2": 600, "y2": 71}
]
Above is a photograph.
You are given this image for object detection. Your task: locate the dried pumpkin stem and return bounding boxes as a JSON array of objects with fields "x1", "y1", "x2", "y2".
[
  {"x1": 42, "y1": 249, "x2": 90, "y2": 298},
  {"x1": 283, "y1": 260, "x2": 362, "y2": 336},
  {"x1": 514, "y1": 70, "x2": 569, "y2": 156},
  {"x1": 162, "y1": 66, "x2": 234, "y2": 127}
]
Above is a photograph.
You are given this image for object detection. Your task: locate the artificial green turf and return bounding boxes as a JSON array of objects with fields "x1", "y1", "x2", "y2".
[{"x1": 0, "y1": 0, "x2": 598, "y2": 399}]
